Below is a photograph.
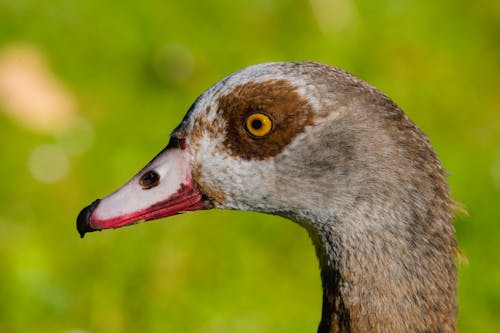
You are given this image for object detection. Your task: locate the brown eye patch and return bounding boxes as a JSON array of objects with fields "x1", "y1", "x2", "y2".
[{"x1": 216, "y1": 79, "x2": 314, "y2": 160}]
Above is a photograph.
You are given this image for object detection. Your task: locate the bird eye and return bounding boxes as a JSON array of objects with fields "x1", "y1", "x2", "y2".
[{"x1": 245, "y1": 113, "x2": 273, "y2": 138}]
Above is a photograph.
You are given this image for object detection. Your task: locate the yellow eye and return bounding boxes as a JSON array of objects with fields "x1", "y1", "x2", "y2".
[{"x1": 245, "y1": 113, "x2": 273, "y2": 138}]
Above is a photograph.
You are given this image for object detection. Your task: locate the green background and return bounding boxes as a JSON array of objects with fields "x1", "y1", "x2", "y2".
[{"x1": 0, "y1": 0, "x2": 498, "y2": 332}]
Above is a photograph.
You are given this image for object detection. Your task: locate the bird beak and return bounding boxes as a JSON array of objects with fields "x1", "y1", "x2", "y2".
[{"x1": 76, "y1": 138, "x2": 208, "y2": 238}]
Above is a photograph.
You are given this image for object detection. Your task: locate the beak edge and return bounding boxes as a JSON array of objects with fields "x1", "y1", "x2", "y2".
[{"x1": 76, "y1": 199, "x2": 101, "y2": 238}]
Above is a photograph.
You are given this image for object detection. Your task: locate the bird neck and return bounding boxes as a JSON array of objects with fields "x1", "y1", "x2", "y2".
[{"x1": 305, "y1": 212, "x2": 457, "y2": 333}]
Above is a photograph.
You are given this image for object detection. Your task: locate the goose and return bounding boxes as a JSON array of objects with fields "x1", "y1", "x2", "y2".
[{"x1": 77, "y1": 61, "x2": 457, "y2": 333}]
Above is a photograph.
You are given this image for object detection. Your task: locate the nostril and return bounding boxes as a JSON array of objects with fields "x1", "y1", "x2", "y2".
[{"x1": 140, "y1": 170, "x2": 160, "y2": 189}]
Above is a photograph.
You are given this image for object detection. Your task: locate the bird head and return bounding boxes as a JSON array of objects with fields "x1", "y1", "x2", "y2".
[{"x1": 77, "y1": 62, "x2": 439, "y2": 237}]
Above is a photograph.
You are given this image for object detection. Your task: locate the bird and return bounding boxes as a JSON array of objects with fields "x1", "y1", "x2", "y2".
[{"x1": 77, "y1": 61, "x2": 457, "y2": 333}]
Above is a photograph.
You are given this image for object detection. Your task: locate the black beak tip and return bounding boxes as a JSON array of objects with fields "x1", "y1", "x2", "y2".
[{"x1": 77, "y1": 199, "x2": 101, "y2": 238}]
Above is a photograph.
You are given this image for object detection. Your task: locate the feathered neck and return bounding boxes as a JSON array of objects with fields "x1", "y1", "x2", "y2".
[
  {"x1": 266, "y1": 82, "x2": 459, "y2": 333},
  {"x1": 301, "y1": 192, "x2": 457, "y2": 333}
]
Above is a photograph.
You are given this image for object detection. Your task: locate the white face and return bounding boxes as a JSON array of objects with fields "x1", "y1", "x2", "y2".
[{"x1": 174, "y1": 62, "x2": 324, "y2": 214}]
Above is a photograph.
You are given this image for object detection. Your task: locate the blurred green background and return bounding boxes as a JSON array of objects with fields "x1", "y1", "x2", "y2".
[{"x1": 0, "y1": 0, "x2": 498, "y2": 332}]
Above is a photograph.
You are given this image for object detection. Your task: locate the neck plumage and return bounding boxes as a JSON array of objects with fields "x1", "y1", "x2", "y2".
[
  {"x1": 268, "y1": 80, "x2": 458, "y2": 332},
  {"x1": 306, "y1": 208, "x2": 457, "y2": 333}
]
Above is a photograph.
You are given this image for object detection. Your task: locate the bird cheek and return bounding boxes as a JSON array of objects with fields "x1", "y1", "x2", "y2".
[{"x1": 191, "y1": 162, "x2": 227, "y2": 207}]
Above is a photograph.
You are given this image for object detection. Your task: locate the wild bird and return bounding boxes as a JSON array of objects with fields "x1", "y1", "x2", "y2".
[{"x1": 77, "y1": 62, "x2": 457, "y2": 333}]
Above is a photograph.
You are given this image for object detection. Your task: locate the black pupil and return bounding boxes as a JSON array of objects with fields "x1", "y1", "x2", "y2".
[
  {"x1": 140, "y1": 170, "x2": 160, "y2": 189},
  {"x1": 251, "y1": 119, "x2": 263, "y2": 130}
]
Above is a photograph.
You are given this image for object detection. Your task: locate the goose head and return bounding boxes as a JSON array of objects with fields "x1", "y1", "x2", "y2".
[{"x1": 77, "y1": 62, "x2": 457, "y2": 332}]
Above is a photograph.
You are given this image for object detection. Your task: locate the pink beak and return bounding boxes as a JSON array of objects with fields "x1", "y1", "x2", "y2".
[{"x1": 76, "y1": 138, "x2": 208, "y2": 238}]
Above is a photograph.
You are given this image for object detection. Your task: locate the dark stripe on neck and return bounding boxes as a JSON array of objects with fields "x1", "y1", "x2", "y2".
[{"x1": 318, "y1": 267, "x2": 351, "y2": 333}]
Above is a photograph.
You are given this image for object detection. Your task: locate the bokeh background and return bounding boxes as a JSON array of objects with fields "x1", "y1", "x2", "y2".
[{"x1": 0, "y1": 0, "x2": 498, "y2": 332}]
